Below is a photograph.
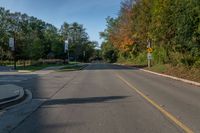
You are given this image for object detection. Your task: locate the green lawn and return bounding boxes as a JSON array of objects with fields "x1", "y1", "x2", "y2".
[
  {"x1": 16, "y1": 64, "x2": 63, "y2": 71},
  {"x1": 16, "y1": 62, "x2": 82, "y2": 72},
  {"x1": 146, "y1": 64, "x2": 167, "y2": 73}
]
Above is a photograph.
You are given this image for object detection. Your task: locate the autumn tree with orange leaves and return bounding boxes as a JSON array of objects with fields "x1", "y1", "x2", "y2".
[
  {"x1": 101, "y1": 0, "x2": 200, "y2": 68},
  {"x1": 109, "y1": 0, "x2": 134, "y2": 53}
]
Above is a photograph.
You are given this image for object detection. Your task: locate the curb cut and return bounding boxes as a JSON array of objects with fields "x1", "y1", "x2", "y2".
[
  {"x1": 57, "y1": 64, "x2": 88, "y2": 72},
  {"x1": 139, "y1": 69, "x2": 200, "y2": 87},
  {"x1": 79, "y1": 64, "x2": 89, "y2": 70}
]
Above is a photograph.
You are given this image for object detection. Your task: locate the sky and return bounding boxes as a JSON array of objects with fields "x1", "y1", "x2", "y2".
[{"x1": 0, "y1": 0, "x2": 122, "y2": 45}]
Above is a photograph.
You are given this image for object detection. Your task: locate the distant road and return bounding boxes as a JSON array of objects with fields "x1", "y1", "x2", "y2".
[{"x1": 11, "y1": 63, "x2": 200, "y2": 133}]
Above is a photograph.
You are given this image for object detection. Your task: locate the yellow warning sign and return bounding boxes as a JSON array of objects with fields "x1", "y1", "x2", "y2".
[{"x1": 147, "y1": 48, "x2": 153, "y2": 53}]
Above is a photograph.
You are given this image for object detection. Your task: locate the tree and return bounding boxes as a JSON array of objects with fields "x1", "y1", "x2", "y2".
[
  {"x1": 101, "y1": 42, "x2": 118, "y2": 63},
  {"x1": 60, "y1": 22, "x2": 96, "y2": 62},
  {"x1": 0, "y1": 8, "x2": 96, "y2": 64},
  {"x1": 100, "y1": 0, "x2": 200, "y2": 67}
]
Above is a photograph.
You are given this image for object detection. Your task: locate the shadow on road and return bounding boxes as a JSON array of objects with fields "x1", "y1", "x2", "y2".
[
  {"x1": 44, "y1": 96, "x2": 129, "y2": 106},
  {"x1": 84, "y1": 63, "x2": 146, "y2": 71}
]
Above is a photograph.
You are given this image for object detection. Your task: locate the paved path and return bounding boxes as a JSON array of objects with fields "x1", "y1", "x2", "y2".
[
  {"x1": 0, "y1": 66, "x2": 65, "y2": 83},
  {"x1": 6, "y1": 63, "x2": 200, "y2": 133}
]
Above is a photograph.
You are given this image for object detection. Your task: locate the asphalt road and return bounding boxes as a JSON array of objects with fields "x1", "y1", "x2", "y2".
[{"x1": 8, "y1": 63, "x2": 200, "y2": 133}]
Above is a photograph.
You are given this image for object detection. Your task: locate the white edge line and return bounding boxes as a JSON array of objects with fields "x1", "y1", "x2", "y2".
[{"x1": 140, "y1": 68, "x2": 200, "y2": 87}]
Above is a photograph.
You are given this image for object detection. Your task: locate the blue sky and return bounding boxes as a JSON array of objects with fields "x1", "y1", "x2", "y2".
[{"x1": 0, "y1": 0, "x2": 122, "y2": 44}]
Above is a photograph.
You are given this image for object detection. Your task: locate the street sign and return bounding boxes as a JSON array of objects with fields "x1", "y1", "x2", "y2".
[
  {"x1": 64, "y1": 40, "x2": 68, "y2": 52},
  {"x1": 147, "y1": 53, "x2": 152, "y2": 60},
  {"x1": 64, "y1": 43, "x2": 68, "y2": 51},
  {"x1": 147, "y1": 48, "x2": 153, "y2": 53},
  {"x1": 9, "y1": 38, "x2": 15, "y2": 51}
]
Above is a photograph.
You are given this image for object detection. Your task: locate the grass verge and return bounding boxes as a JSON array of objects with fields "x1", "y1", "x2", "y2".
[
  {"x1": 16, "y1": 62, "x2": 82, "y2": 72},
  {"x1": 16, "y1": 64, "x2": 64, "y2": 72},
  {"x1": 117, "y1": 62, "x2": 200, "y2": 83},
  {"x1": 146, "y1": 64, "x2": 200, "y2": 83}
]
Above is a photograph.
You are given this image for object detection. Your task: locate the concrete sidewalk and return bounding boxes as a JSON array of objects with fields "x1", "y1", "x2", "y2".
[
  {"x1": 0, "y1": 85, "x2": 25, "y2": 109},
  {"x1": 31, "y1": 65, "x2": 65, "y2": 75}
]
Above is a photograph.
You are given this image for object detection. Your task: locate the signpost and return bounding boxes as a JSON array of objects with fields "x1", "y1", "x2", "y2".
[
  {"x1": 9, "y1": 38, "x2": 15, "y2": 51},
  {"x1": 147, "y1": 53, "x2": 152, "y2": 60},
  {"x1": 9, "y1": 37, "x2": 16, "y2": 69},
  {"x1": 64, "y1": 40, "x2": 69, "y2": 63},
  {"x1": 147, "y1": 40, "x2": 153, "y2": 68},
  {"x1": 64, "y1": 40, "x2": 68, "y2": 52}
]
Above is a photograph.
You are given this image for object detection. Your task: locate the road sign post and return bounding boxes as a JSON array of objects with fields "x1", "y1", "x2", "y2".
[
  {"x1": 9, "y1": 37, "x2": 16, "y2": 70},
  {"x1": 83, "y1": 51, "x2": 86, "y2": 62},
  {"x1": 64, "y1": 40, "x2": 69, "y2": 64},
  {"x1": 147, "y1": 53, "x2": 152, "y2": 67},
  {"x1": 147, "y1": 40, "x2": 152, "y2": 68},
  {"x1": 9, "y1": 38, "x2": 15, "y2": 51}
]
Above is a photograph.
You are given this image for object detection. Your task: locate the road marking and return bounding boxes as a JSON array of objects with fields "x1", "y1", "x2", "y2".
[{"x1": 116, "y1": 74, "x2": 194, "y2": 133}]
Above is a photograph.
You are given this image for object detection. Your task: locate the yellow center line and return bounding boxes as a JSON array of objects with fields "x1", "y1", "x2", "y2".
[{"x1": 116, "y1": 74, "x2": 194, "y2": 133}]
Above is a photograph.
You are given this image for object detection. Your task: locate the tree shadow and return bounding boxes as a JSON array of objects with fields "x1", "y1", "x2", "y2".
[
  {"x1": 44, "y1": 96, "x2": 129, "y2": 106},
  {"x1": 84, "y1": 63, "x2": 147, "y2": 71}
]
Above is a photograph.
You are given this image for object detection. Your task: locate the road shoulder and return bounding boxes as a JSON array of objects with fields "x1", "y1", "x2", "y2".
[{"x1": 117, "y1": 63, "x2": 200, "y2": 87}]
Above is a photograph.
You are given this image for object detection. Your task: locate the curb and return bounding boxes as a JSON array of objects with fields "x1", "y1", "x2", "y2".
[
  {"x1": 0, "y1": 85, "x2": 26, "y2": 110},
  {"x1": 140, "y1": 69, "x2": 200, "y2": 87},
  {"x1": 0, "y1": 90, "x2": 45, "y2": 133},
  {"x1": 115, "y1": 63, "x2": 200, "y2": 87},
  {"x1": 4, "y1": 89, "x2": 32, "y2": 111}
]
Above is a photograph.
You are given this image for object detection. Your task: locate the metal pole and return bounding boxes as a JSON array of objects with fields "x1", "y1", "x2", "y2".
[
  {"x1": 13, "y1": 35, "x2": 17, "y2": 70},
  {"x1": 68, "y1": 50, "x2": 70, "y2": 63},
  {"x1": 147, "y1": 40, "x2": 152, "y2": 68},
  {"x1": 83, "y1": 51, "x2": 85, "y2": 62},
  {"x1": 148, "y1": 58, "x2": 151, "y2": 68}
]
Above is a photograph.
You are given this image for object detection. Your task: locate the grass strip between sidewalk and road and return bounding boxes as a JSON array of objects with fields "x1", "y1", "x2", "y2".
[
  {"x1": 17, "y1": 64, "x2": 65, "y2": 72},
  {"x1": 16, "y1": 62, "x2": 81, "y2": 72}
]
